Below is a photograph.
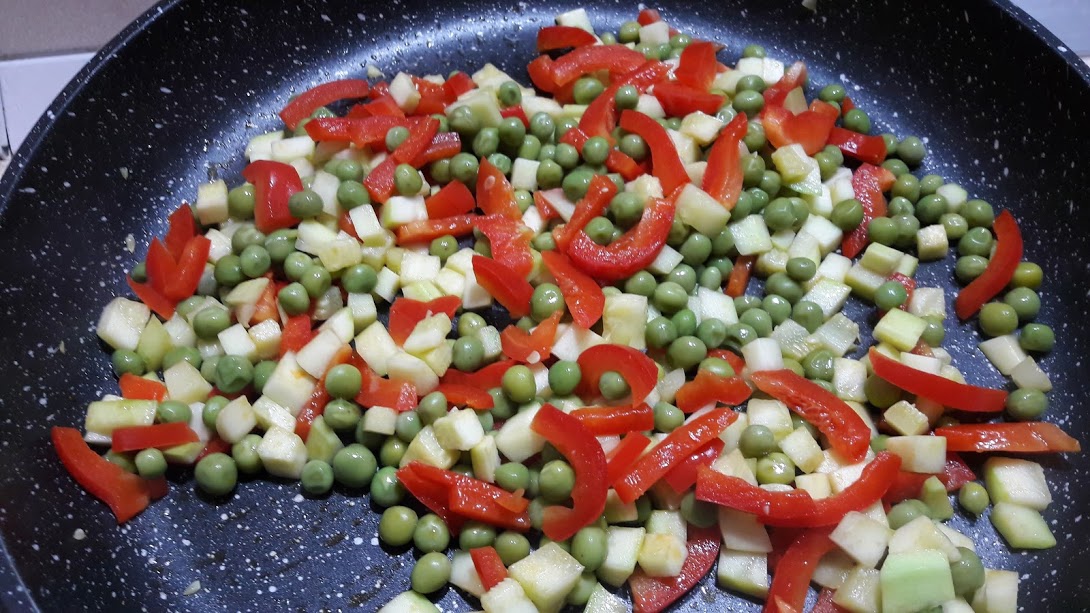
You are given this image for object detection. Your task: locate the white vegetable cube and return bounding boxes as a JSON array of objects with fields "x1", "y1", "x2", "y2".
[
  {"x1": 638, "y1": 21, "x2": 670, "y2": 44},
  {"x1": 380, "y1": 195, "x2": 428, "y2": 229},
  {"x1": 216, "y1": 397, "x2": 257, "y2": 443},
  {"x1": 873, "y1": 309, "x2": 927, "y2": 352},
  {"x1": 295, "y1": 329, "x2": 345, "y2": 379},
  {"x1": 696, "y1": 286, "x2": 738, "y2": 325},
  {"x1": 217, "y1": 323, "x2": 258, "y2": 360},
  {"x1": 788, "y1": 231, "x2": 822, "y2": 264},
  {"x1": 718, "y1": 507, "x2": 772, "y2": 553},
  {"x1": 741, "y1": 337, "x2": 784, "y2": 372},
  {"x1": 916, "y1": 224, "x2": 949, "y2": 260},
  {"x1": 679, "y1": 111, "x2": 725, "y2": 146},
  {"x1": 802, "y1": 278, "x2": 851, "y2": 318},
  {"x1": 1011, "y1": 356, "x2": 1051, "y2": 391},
  {"x1": 979, "y1": 335, "x2": 1027, "y2": 376},
  {"x1": 403, "y1": 314, "x2": 452, "y2": 356},
  {"x1": 984, "y1": 457, "x2": 1051, "y2": 511},
  {"x1": 550, "y1": 324, "x2": 604, "y2": 362},
  {"x1": 779, "y1": 427, "x2": 824, "y2": 473},
  {"x1": 245, "y1": 130, "x2": 284, "y2": 162},
  {"x1": 84, "y1": 399, "x2": 156, "y2": 437},
  {"x1": 586, "y1": 584, "x2": 628, "y2": 613},
  {"x1": 883, "y1": 400, "x2": 929, "y2": 436},
  {"x1": 811, "y1": 253, "x2": 852, "y2": 286},
  {"x1": 164, "y1": 360, "x2": 213, "y2": 404},
  {"x1": 832, "y1": 357, "x2": 867, "y2": 402},
  {"x1": 433, "y1": 408, "x2": 485, "y2": 451},
  {"x1": 710, "y1": 448, "x2": 758, "y2": 485},
  {"x1": 379, "y1": 591, "x2": 440, "y2": 613},
  {"x1": 371, "y1": 267, "x2": 400, "y2": 303},
  {"x1": 461, "y1": 267, "x2": 492, "y2": 310},
  {"x1": 972, "y1": 569, "x2": 1019, "y2": 613},
  {"x1": 271, "y1": 135, "x2": 315, "y2": 162},
  {"x1": 555, "y1": 7, "x2": 593, "y2": 31},
  {"x1": 598, "y1": 527, "x2": 646, "y2": 586},
  {"x1": 195, "y1": 180, "x2": 229, "y2": 225},
  {"x1": 355, "y1": 322, "x2": 398, "y2": 375},
  {"x1": 827, "y1": 176, "x2": 855, "y2": 205},
  {"x1": 830, "y1": 511, "x2": 892, "y2": 567},
  {"x1": 434, "y1": 268, "x2": 466, "y2": 299},
  {"x1": 480, "y1": 578, "x2": 538, "y2": 613},
  {"x1": 637, "y1": 533, "x2": 688, "y2": 578},
  {"x1": 400, "y1": 251, "x2": 442, "y2": 285},
  {"x1": 602, "y1": 293, "x2": 649, "y2": 351},
  {"x1": 729, "y1": 215, "x2": 773, "y2": 255},
  {"x1": 362, "y1": 406, "x2": 398, "y2": 435},
  {"x1": 511, "y1": 158, "x2": 540, "y2": 191},
  {"x1": 936, "y1": 183, "x2": 968, "y2": 211},
  {"x1": 388, "y1": 71, "x2": 421, "y2": 111},
  {"x1": 471, "y1": 434, "x2": 501, "y2": 482},
  {"x1": 308, "y1": 170, "x2": 341, "y2": 216},
  {"x1": 684, "y1": 161, "x2": 707, "y2": 185},
  {"x1": 716, "y1": 549, "x2": 769, "y2": 598},
  {"x1": 97, "y1": 297, "x2": 151, "y2": 351},
  {"x1": 257, "y1": 425, "x2": 308, "y2": 479},
  {"x1": 507, "y1": 542, "x2": 585, "y2": 613},
  {"x1": 494, "y1": 405, "x2": 546, "y2": 462},
  {"x1": 677, "y1": 183, "x2": 730, "y2": 235},
  {"x1": 812, "y1": 549, "x2": 855, "y2": 589},
  {"x1": 833, "y1": 567, "x2": 882, "y2": 613},
  {"x1": 449, "y1": 551, "x2": 486, "y2": 599},
  {"x1": 251, "y1": 396, "x2": 296, "y2": 432},
  {"x1": 400, "y1": 425, "x2": 459, "y2": 469},
  {"x1": 348, "y1": 205, "x2": 388, "y2": 247},
  {"x1": 795, "y1": 473, "x2": 832, "y2": 499},
  {"x1": 647, "y1": 244, "x2": 684, "y2": 275},
  {"x1": 888, "y1": 516, "x2": 962, "y2": 562},
  {"x1": 316, "y1": 232, "x2": 362, "y2": 272},
  {"x1": 886, "y1": 435, "x2": 947, "y2": 473},
  {"x1": 387, "y1": 351, "x2": 440, "y2": 394},
  {"x1": 261, "y1": 352, "x2": 317, "y2": 415}
]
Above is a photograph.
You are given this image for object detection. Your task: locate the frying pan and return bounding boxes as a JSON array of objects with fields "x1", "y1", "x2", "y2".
[{"x1": 1, "y1": 0, "x2": 1088, "y2": 610}]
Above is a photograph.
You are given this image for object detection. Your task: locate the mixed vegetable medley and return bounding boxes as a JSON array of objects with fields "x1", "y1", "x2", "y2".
[{"x1": 54, "y1": 7, "x2": 1083, "y2": 612}]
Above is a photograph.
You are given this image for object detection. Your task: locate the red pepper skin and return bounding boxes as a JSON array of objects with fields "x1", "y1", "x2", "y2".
[
  {"x1": 280, "y1": 315, "x2": 314, "y2": 357},
  {"x1": 812, "y1": 588, "x2": 850, "y2": 613},
  {"x1": 396, "y1": 464, "x2": 466, "y2": 533},
  {"x1": 764, "y1": 528, "x2": 836, "y2": 613},
  {"x1": 541, "y1": 250, "x2": 604, "y2": 328},
  {"x1": 628, "y1": 526, "x2": 721, "y2": 613},
  {"x1": 305, "y1": 115, "x2": 407, "y2": 148},
  {"x1": 868, "y1": 347, "x2": 1007, "y2": 413},
  {"x1": 434, "y1": 383, "x2": 494, "y2": 410},
  {"x1": 763, "y1": 61, "x2": 808, "y2": 108},
  {"x1": 355, "y1": 365, "x2": 419, "y2": 413},
  {"x1": 470, "y1": 547, "x2": 508, "y2": 591},
  {"x1": 388, "y1": 296, "x2": 462, "y2": 345},
  {"x1": 827, "y1": 126, "x2": 887, "y2": 165},
  {"x1": 250, "y1": 277, "x2": 280, "y2": 324},
  {"x1": 652, "y1": 81, "x2": 726, "y2": 117},
  {"x1": 674, "y1": 41, "x2": 719, "y2": 90},
  {"x1": 619, "y1": 110, "x2": 689, "y2": 195},
  {"x1": 554, "y1": 174, "x2": 619, "y2": 252},
  {"x1": 708, "y1": 348, "x2": 746, "y2": 373},
  {"x1": 762, "y1": 101, "x2": 839, "y2": 156},
  {"x1": 550, "y1": 45, "x2": 648, "y2": 87},
  {"x1": 472, "y1": 255, "x2": 534, "y2": 318},
  {"x1": 118, "y1": 373, "x2": 168, "y2": 401},
  {"x1": 52, "y1": 426, "x2": 163, "y2": 523},
  {"x1": 607, "y1": 433, "x2": 652, "y2": 486},
  {"x1": 424, "y1": 180, "x2": 475, "y2": 218},
  {"x1": 395, "y1": 214, "x2": 478, "y2": 245},
  {"x1": 111, "y1": 422, "x2": 200, "y2": 453},
  {"x1": 663, "y1": 439, "x2": 724, "y2": 493},
  {"x1": 279, "y1": 79, "x2": 370, "y2": 130},
  {"x1": 841, "y1": 163, "x2": 895, "y2": 259},
  {"x1": 882, "y1": 453, "x2": 979, "y2": 505},
  {"x1": 392, "y1": 117, "x2": 440, "y2": 164},
  {"x1": 840, "y1": 96, "x2": 857, "y2": 116},
  {"x1": 559, "y1": 126, "x2": 643, "y2": 181},
  {"x1": 955, "y1": 210, "x2": 1023, "y2": 320},
  {"x1": 361, "y1": 94, "x2": 406, "y2": 118},
  {"x1": 530, "y1": 405, "x2": 609, "y2": 541},
  {"x1": 440, "y1": 359, "x2": 516, "y2": 390},
  {"x1": 476, "y1": 214, "x2": 534, "y2": 278},
  {"x1": 500, "y1": 310, "x2": 562, "y2": 363},
  {"x1": 145, "y1": 238, "x2": 176, "y2": 296},
  {"x1": 194, "y1": 437, "x2": 232, "y2": 464},
  {"x1": 164, "y1": 204, "x2": 196, "y2": 261},
  {"x1": 411, "y1": 131, "x2": 462, "y2": 166},
  {"x1": 674, "y1": 370, "x2": 752, "y2": 413},
  {"x1": 566, "y1": 196, "x2": 675, "y2": 282},
  {"x1": 724, "y1": 255, "x2": 756, "y2": 298},
  {"x1": 536, "y1": 25, "x2": 598, "y2": 51},
  {"x1": 614, "y1": 408, "x2": 739, "y2": 504},
  {"x1": 571, "y1": 403, "x2": 655, "y2": 437},
  {"x1": 701, "y1": 112, "x2": 748, "y2": 207},
  {"x1": 936, "y1": 422, "x2": 1081, "y2": 454},
  {"x1": 527, "y1": 55, "x2": 559, "y2": 93},
  {"x1": 242, "y1": 160, "x2": 303, "y2": 233},
  {"x1": 443, "y1": 71, "x2": 475, "y2": 101},
  {"x1": 163, "y1": 235, "x2": 211, "y2": 301},
  {"x1": 576, "y1": 344, "x2": 660, "y2": 407},
  {"x1": 696, "y1": 452, "x2": 902, "y2": 527},
  {"x1": 637, "y1": 8, "x2": 662, "y2": 25},
  {"x1": 126, "y1": 276, "x2": 175, "y2": 319},
  {"x1": 578, "y1": 60, "x2": 669, "y2": 141},
  {"x1": 449, "y1": 487, "x2": 532, "y2": 531},
  {"x1": 475, "y1": 157, "x2": 523, "y2": 220},
  {"x1": 407, "y1": 462, "x2": 531, "y2": 530},
  {"x1": 750, "y1": 369, "x2": 871, "y2": 462},
  {"x1": 294, "y1": 346, "x2": 353, "y2": 440}
]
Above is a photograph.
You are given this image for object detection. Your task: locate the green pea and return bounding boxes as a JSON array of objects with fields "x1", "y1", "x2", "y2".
[
  {"x1": 761, "y1": 295, "x2": 791, "y2": 325},
  {"x1": 740, "y1": 308, "x2": 773, "y2": 338},
  {"x1": 921, "y1": 318, "x2": 946, "y2": 347},
  {"x1": 134, "y1": 448, "x2": 167, "y2": 479},
  {"x1": 287, "y1": 189, "x2": 323, "y2": 219},
  {"x1": 792, "y1": 300, "x2": 825, "y2": 333},
  {"x1": 955, "y1": 255, "x2": 989, "y2": 284},
  {"x1": 831, "y1": 198, "x2": 864, "y2": 231},
  {"x1": 887, "y1": 499, "x2": 929, "y2": 530},
  {"x1": 1006, "y1": 388, "x2": 1048, "y2": 421},
  {"x1": 865, "y1": 374, "x2": 902, "y2": 409},
  {"x1": 677, "y1": 233, "x2": 711, "y2": 267},
  {"x1": 332, "y1": 444, "x2": 377, "y2": 488},
  {"x1": 251, "y1": 359, "x2": 274, "y2": 392},
  {"x1": 233, "y1": 229, "x2": 267, "y2": 258},
  {"x1": 237, "y1": 244, "x2": 270, "y2": 279},
  {"x1": 598, "y1": 371, "x2": 631, "y2": 401},
  {"x1": 613, "y1": 84, "x2": 640, "y2": 110},
  {"x1": 698, "y1": 357, "x2": 734, "y2": 379},
  {"x1": 730, "y1": 90, "x2": 763, "y2": 115},
  {"x1": 868, "y1": 217, "x2": 898, "y2": 246},
  {"x1": 756, "y1": 452, "x2": 795, "y2": 485},
  {"x1": 914, "y1": 194, "x2": 946, "y2": 225},
  {"x1": 742, "y1": 44, "x2": 766, "y2": 58},
  {"x1": 724, "y1": 322, "x2": 758, "y2": 348},
  {"x1": 784, "y1": 257, "x2": 816, "y2": 283},
  {"x1": 488, "y1": 388, "x2": 514, "y2": 420},
  {"x1": 896, "y1": 136, "x2": 926, "y2": 167},
  {"x1": 215, "y1": 355, "x2": 253, "y2": 394},
  {"x1": 765, "y1": 272, "x2": 804, "y2": 303},
  {"x1": 194, "y1": 452, "x2": 237, "y2": 497},
  {"x1": 573, "y1": 77, "x2": 604, "y2": 104},
  {"x1": 451, "y1": 313, "x2": 483, "y2": 338},
  {"x1": 337, "y1": 181, "x2": 371, "y2": 212},
  {"x1": 950, "y1": 548, "x2": 986, "y2": 598},
  {"x1": 958, "y1": 482, "x2": 990, "y2": 516},
  {"x1": 979, "y1": 302, "x2": 1018, "y2": 337},
  {"x1": 516, "y1": 134, "x2": 542, "y2": 161},
  {"x1": 128, "y1": 261, "x2": 148, "y2": 284},
  {"x1": 458, "y1": 521, "x2": 496, "y2": 550},
  {"x1": 192, "y1": 307, "x2": 231, "y2": 340},
  {"x1": 539, "y1": 459, "x2": 575, "y2": 502},
  {"x1": 392, "y1": 163, "x2": 422, "y2": 196},
  {"x1": 1003, "y1": 287, "x2": 1040, "y2": 322},
  {"x1": 370, "y1": 466, "x2": 405, "y2": 507},
  {"x1": 758, "y1": 171, "x2": 782, "y2": 199},
  {"x1": 822, "y1": 145, "x2": 844, "y2": 167},
  {"x1": 696, "y1": 318, "x2": 728, "y2": 350},
  {"x1": 226, "y1": 433, "x2": 260, "y2": 475},
  {"x1": 275, "y1": 282, "x2": 309, "y2": 316},
  {"x1": 698, "y1": 266, "x2": 723, "y2": 290},
  {"x1": 410, "y1": 513, "x2": 450, "y2": 554},
  {"x1": 228, "y1": 184, "x2": 256, "y2": 220},
  {"x1": 622, "y1": 270, "x2": 655, "y2": 297},
  {"x1": 281, "y1": 251, "x2": 311, "y2": 281},
  {"x1": 741, "y1": 154, "x2": 766, "y2": 187},
  {"x1": 259, "y1": 231, "x2": 295, "y2": 267},
  {"x1": 958, "y1": 227, "x2": 993, "y2": 257},
  {"x1": 651, "y1": 281, "x2": 688, "y2": 314},
  {"x1": 893, "y1": 214, "x2": 921, "y2": 247},
  {"x1": 156, "y1": 399, "x2": 191, "y2": 424},
  {"x1": 939, "y1": 213, "x2": 968, "y2": 241},
  {"x1": 882, "y1": 158, "x2": 910, "y2": 178},
  {"x1": 377, "y1": 436, "x2": 405, "y2": 467},
  {"x1": 529, "y1": 283, "x2": 564, "y2": 323},
  {"x1": 666, "y1": 265, "x2": 698, "y2": 294},
  {"x1": 739, "y1": 425, "x2": 776, "y2": 458},
  {"x1": 819, "y1": 83, "x2": 846, "y2": 102},
  {"x1": 104, "y1": 450, "x2": 137, "y2": 473},
  {"x1": 843, "y1": 108, "x2": 871, "y2": 133},
  {"x1": 492, "y1": 531, "x2": 530, "y2": 566},
  {"x1": 645, "y1": 316, "x2": 679, "y2": 350},
  {"x1": 449, "y1": 152, "x2": 479, "y2": 184},
  {"x1": 529, "y1": 112, "x2": 555, "y2": 143},
  {"x1": 874, "y1": 281, "x2": 908, "y2": 310},
  {"x1": 299, "y1": 460, "x2": 334, "y2": 495},
  {"x1": 577, "y1": 136, "x2": 608, "y2": 167},
  {"x1": 416, "y1": 392, "x2": 449, "y2": 426},
  {"x1": 733, "y1": 74, "x2": 764, "y2": 93},
  {"x1": 812, "y1": 151, "x2": 837, "y2": 181},
  {"x1": 319, "y1": 366, "x2": 361, "y2": 402},
  {"x1": 202, "y1": 396, "x2": 229, "y2": 429},
  {"x1": 534, "y1": 158, "x2": 563, "y2": 189},
  {"x1": 891, "y1": 175, "x2": 921, "y2": 204},
  {"x1": 883, "y1": 134, "x2": 899, "y2": 156},
  {"x1": 668, "y1": 335, "x2": 707, "y2": 370},
  {"x1": 563, "y1": 169, "x2": 595, "y2": 203},
  {"x1": 502, "y1": 365, "x2": 536, "y2": 405},
  {"x1": 495, "y1": 462, "x2": 531, "y2": 493},
  {"x1": 619, "y1": 133, "x2": 648, "y2": 161},
  {"x1": 379, "y1": 505, "x2": 418, "y2": 547},
  {"x1": 1011, "y1": 262, "x2": 1043, "y2": 289},
  {"x1": 1019, "y1": 323, "x2": 1054, "y2": 352},
  {"x1": 451, "y1": 336, "x2": 485, "y2": 373},
  {"x1": 496, "y1": 79, "x2": 522, "y2": 107},
  {"x1": 300, "y1": 265, "x2": 332, "y2": 299},
  {"x1": 338, "y1": 264, "x2": 375, "y2": 295},
  {"x1": 653, "y1": 401, "x2": 684, "y2": 433},
  {"x1": 960, "y1": 200, "x2": 994, "y2": 229},
  {"x1": 199, "y1": 356, "x2": 220, "y2": 384},
  {"x1": 110, "y1": 349, "x2": 145, "y2": 377},
  {"x1": 384, "y1": 125, "x2": 409, "y2": 150},
  {"x1": 919, "y1": 174, "x2": 944, "y2": 195},
  {"x1": 802, "y1": 349, "x2": 835, "y2": 381},
  {"x1": 570, "y1": 527, "x2": 607, "y2": 571},
  {"x1": 681, "y1": 490, "x2": 719, "y2": 529}
]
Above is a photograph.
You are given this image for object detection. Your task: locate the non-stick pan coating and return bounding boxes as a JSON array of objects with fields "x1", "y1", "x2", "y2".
[{"x1": 1, "y1": 1, "x2": 1088, "y2": 610}]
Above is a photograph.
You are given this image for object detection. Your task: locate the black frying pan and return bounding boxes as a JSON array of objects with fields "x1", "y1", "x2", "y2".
[{"x1": 1, "y1": 1, "x2": 1088, "y2": 610}]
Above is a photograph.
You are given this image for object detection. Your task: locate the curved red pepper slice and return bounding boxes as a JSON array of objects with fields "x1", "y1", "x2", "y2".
[
  {"x1": 841, "y1": 163, "x2": 895, "y2": 259},
  {"x1": 360, "y1": 94, "x2": 406, "y2": 118},
  {"x1": 388, "y1": 296, "x2": 462, "y2": 345},
  {"x1": 443, "y1": 71, "x2": 475, "y2": 102},
  {"x1": 145, "y1": 238, "x2": 176, "y2": 295},
  {"x1": 674, "y1": 41, "x2": 719, "y2": 91},
  {"x1": 868, "y1": 347, "x2": 1007, "y2": 413},
  {"x1": 550, "y1": 45, "x2": 647, "y2": 87},
  {"x1": 541, "y1": 250, "x2": 604, "y2": 329},
  {"x1": 765, "y1": 528, "x2": 836, "y2": 613},
  {"x1": 571, "y1": 403, "x2": 654, "y2": 437},
  {"x1": 392, "y1": 117, "x2": 439, "y2": 164},
  {"x1": 827, "y1": 126, "x2": 887, "y2": 165},
  {"x1": 476, "y1": 157, "x2": 522, "y2": 220},
  {"x1": 674, "y1": 370, "x2": 752, "y2": 413},
  {"x1": 637, "y1": 7, "x2": 662, "y2": 24},
  {"x1": 707, "y1": 348, "x2": 746, "y2": 373},
  {"x1": 696, "y1": 452, "x2": 902, "y2": 527},
  {"x1": 536, "y1": 25, "x2": 597, "y2": 52},
  {"x1": 52, "y1": 426, "x2": 163, "y2": 523},
  {"x1": 405, "y1": 462, "x2": 531, "y2": 531},
  {"x1": 663, "y1": 439, "x2": 724, "y2": 493},
  {"x1": 111, "y1": 422, "x2": 200, "y2": 453},
  {"x1": 441, "y1": 359, "x2": 517, "y2": 390},
  {"x1": 579, "y1": 60, "x2": 669, "y2": 141},
  {"x1": 425, "y1": 180, "x2": 476, "y2": 218},
  {"x1": 614, "y1": 408, "x2": 739, "y2": 504},
  {"x1": 607, "y1": 432, "x2": 652, "y2": 486},
  {"x1": 470, "y1": 546, "x2": 508, "y2": 591},
  {"x1": 411, "y1": 131, "x2": 462, "y2": 166},
  {"x1": 553, "y1": 174, "x2": 618, "y2": 252},
  {"x1": 164, "y1": 204, "x2": 196, "y2": 261},
  {"x1": 763, "y1": 61, "x2": 808, "y2": 108},
  {"x1": 449, "y1": 487, "x2": 531, "y2": 531},
  {"x1": 701, "y1": 112, "x2": 748, "y2": 208},
  {"x1": 882, "y1": 453, "x2": 978, "y2": 506},
  {"x1": 652, "y1": 81, "x2": 725, "y2": 117},
  {"x1": 763, "y1": 101, "x2": 839, "y2": 156},
  {"x1": 279, "y1": 79, "x2": 370, "y2": 130},
  {"x1": 396, "y1": 464, "x2": 466, "y2": 533},
  {"x1": 629, "y1": 526, "x2": 721, "y2": 613},
  {"x1": 163, "y1": 235, "x2": 211, "y2": 301},
  {"x1": 936, "y1": 422, "x2": 1081, "y2": 453},
  {"x1": 576, "y1": 343, "x2": 659, "y2": 407},
  {"x1": 118, "y1": 373, "x2": 167, "y2": 401},
  {"x1": 619, "y1": 110, "x2": 689, "y2": 195},
  {"x1": 955, "y1": 210, "x2": 1023, "y2": 320},
  {"x1": 476, "y1": 214, "x2": 534, "y2": 278},
  {"x1": 750, "y1": 369, "x2": 870, "y2": 462},
  {"x1": 472, "y1": 255, "x2": 534, "y2": 318},
  {"x1": 126, "y1": 275, "x2": 175, "y2": 320},
  {"x1": 434, "y1": 383, "x2": 494, "y2": 410},
  {"x1": 280, "y1": 314, "x2": 314, "y2": 358},
  {"x1": 559, "y1": 126, "x2": 642, "y2": 180},
  {"x1": 500, "y1": 310, "x2": 562, "y2": 363},
  {"x1": 530, "y1": 404, "x2": 609, "y2": 541},
  {"x1": 250, "y1": 276, "x2": 280, "y2": 324},
  {"x1": 395, "y1": 214, "x2": 478, "y2": 245},
  {"x1": 724, "y1": 254, "x2": 755, "y2": 298},
  {"x1": 527, "y1": 55, "x2": 558, "y2": 93},
  {"x1": 566, "y1": 196, "x2": 675, "y2": 282},
  {"x1": 242, "y1": 160, "x2": 302, "y2": 233},
  {"x1": 304, "y1": 115, "x2": 406, "y2": 148}
]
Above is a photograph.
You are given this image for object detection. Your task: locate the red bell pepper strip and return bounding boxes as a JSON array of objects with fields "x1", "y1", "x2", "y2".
[
  {"x1": 111, "y1": 422, "x2": 200, "y2": 453},
  {"x1": 708, "y1": 348, "x2": 746, "y2": 373},
  {"x1": 243, "y1": 160, "x2": 302, "y2": 233},
  {"x1": 250, "y1": 276, "x2": 280, "y2": 324},
  {"x1": 674, "y1": 41, "x2": 719, "y2": 90},
  {"x1": 750, "y1": 369, "x2": 871, "y2": 462},
  {"x1": 355, "y1": 365, "x2": 419, "y2": 413},
  {"x1": 841, "y1": 163, "x2": 895, "y2": 259},
  {"x1": 571, "y1": 403, "x2": 655, "y2": 437},
  {"x1": 471, "y1": 255, "x2": 534, "y2": 318},
  {"x1": 553, "y1": 174, "x2": 618, "y2": 252},
  {"x1": 164, "y1": 204, "x2": 196, "y2": 261},
  {"x1": 527, "y1": 55, "x2": 559, "y2": 93},
  {"x1": 724, "y1": 255, "x2": 755, "y2": 298},
  {"x1": 409, "y1": 463, "x2": 532, "y2": 515},
  {"x1": 663, "y1": 439, "x2": 725, "y2": 493},
  {"x1": 406, "y1": 462, "x2": 530, "y2": 530},
  {"x1": 126, "y1": 275, "x2": 175, "y2": 319},
  {"x1": 500, "y1": 105, "x2": 530, "y2": 128},
  {"x1": 763, "y1": 61, "x2": 808, "y2": 108},
  {"x1": 163, "y1": 235, "x2": 211, "y2": 301},
  {"x1": 52, "y1": 426, "x2": 162, "y2": 523},
  {"x1": 532, "y1": 190, "x2": 560, "y2": 221},
  {"x1": 764, "y1": 528, "x2": 836, "y2": 613},
  {"x1": 702, "y1": 112, "x2": 748, "y2": 208},
  {"x1": 762, "y1": 102, "x2": 839, "y2": 156},
  {"x1": 449, "y1": 487, "x2": 532, "y2": 531},
  {"x1": 413, "y1": 91, "x2": 447, "y2": 117},
  {"x1": 440, "y1": 359, "x2": 516, "y2": 390},
  {"x1": 696, "y1": 452, "x2": 902, "y2": 527},
  {"x1": 360, "y1": 94, "x2": 405, "y2": 118},
  {"x1": 280, "y1": 315, "x2": 314, "y2": 357},
  {"x1": 476, "y1": 214, "x2": 534, "y2": 279},
  {"x1": 194, "y1": 436, "x2": 232, "y2": 463},
  {"x1": 530, "y1": 405, "x2": 609, "y2": 541},
  {"x1": 629, "y1": 526, "x2": 721, "y2": 613},
  {"x1": 619, "y1": 110, "x2": 689, "y2": 195},
  {"x1": 425, "y1": 180, "x2": 476, "y2": 218},
  {"x1": 294, "y1": 346, "x2": 353, "y2": 440},
  {"x1": 637, "y1": 8, "x2": 662, "y2": 24},
  {"x1": 559, "y1": 126, "x2": 643, "y2": 181},
  {"x1": 443, "y1": 71, "x2": 475, "y2": 102},
  {"x1": 305, "y1": 116, "x2": 407, "y2": 148},
  {"x1": 395, "y1": 214, "x2": 478, "y2": 245},
  {"x1": 882, "y1": 453, "x2": 979, "y2": 505},
  {"x1": 576, "y1": 343, "x2": 660, "y2": 407},
  {"x1": 278, "y1": 79, "x2": 370, "y2": 130},
  {"x1": 811, "y1": 588, "x2": 849, "y2": 613},
  {"x1": 566, "y1": 196, "x2": 675, "y2": 282},
  {"x1": 615, "y1": 408, "x2": 739, "y2": 504},
  {"x1": 827, "y1": 126, "x2": 887, "y2": 165},
  {"x1": 118, "y1": 373, "x2": 167, "y2": 402},
  {"x1": 841, "y1": 96, "x2": 857, "y2": 115},
  {"x1": 955, "y1": 210, "x2": 1023, "y2": 320},
  {"x1": 388, "y1": 296, "x2": 462, "y2": 345},
  {"x1": 500, "y1": 310, "x2": 562, "y2": 363},
  {"x1": 607, "y1": 432, "x2": 652, "y2": 486},
  {"x1": 550, "y1": 45, "x2": 647, "y2": 87},
  {"x1": 392, "y1": 117, "x2": 439, "y2": 165},
  {"x1": 674, "y1": 370, "x2": 752, "y2": 413},
  {"x1": 145, "y1": 237, "x2": 176, "y2": 296},
  {"x1": 868, "y1": 347, "x2": 1008, "y2": 413},
  {"x1": 434, "y1": 383, "x2": 494, "y2": 410},
  {"x1": 936, "y1": 422, "x2": 1081, "y2": 454},
  {"x1": 470, "y1": 547, "x2": 508, "y2": 591},
  {"x1": 475, "y1": 158, "x2": 523, "y2": 220},
  {"x1": 396, "y1": 464, "x2": 465, "y2": 533},
  {"x1": 578, "y1": 60, "x2": 670, "y2": 141},
  {"x1": 652, "y1": 81, "x2": 726, "y2": 117},
  {"x1": 536, "y1": 25, "x2": 598, "y2": 51},
  {"x1": 364, "y1": 158, "x2": 399, "y2": 203},
  {"x1": 411, "y1": 131, "x2": 462, "y2": 166},
  {"x1": 540, "y1": 250, "x2": 604, "y2": 328}
]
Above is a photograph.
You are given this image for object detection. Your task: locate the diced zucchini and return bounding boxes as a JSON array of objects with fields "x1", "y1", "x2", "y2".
[
  {"x1": 251, "y1": 396, "x2": 295, "y2": 432},
  {"x1": 480, "y1": 578, "x2": 538, "y2": 613},
  {"x1": 830, "y1": 511, "x2": 892, "y2": 567},
  {"x1": 729, "y1": 215, "x2": 773, "y2": 255},
  {"x1": 507, "y1": 542, "x2": 584, "y2": 612},
  {"x1": 362, "y1": 406, "x2": 398, "y2": 436},
  {"x1": 795, "y1": 472, "x2": 832, "y2": 499},
  {"x1": 378, "y1": 590, "x2": 439, "y2": 613},
  {"x1": 261, "y1": 352, "x2": 317, "y2": 415},
  {"x1": 873, "y1": 309, "x2": 927, "y2": 352},
  {"x1": 218, "y1": 323, "x2": 258, "y2": 361},
  {"x1": 880, "y1": 550, "x2": 956, "y2": 613},
  {"x1": 971, "y1": 569, "x2": 1018, "y2": 613},
  {"x1": 746, "y1": 398, "x2": 793, "y2": 440},
  {"x1": 305, "y1": 416, "x2": 344, "y2": 463},
  {"x1": 637, "y1": 533, "x2": 687, "y2": 578},
  {"x1": 355, "y1": 322, "x2": 398, "y2": 376},
  {"x1": 716, "y1": 549, "x2": 769, "y2": 598},
  {"x1": 801, "y1": 278, "x2": 851, "y2": 318},
  {"x1": 84, "y1": 399, "x2": 156, "y2": 436},
  {"x1": 602, "y1": 293, "x2": 648, "y2": 351},
  {"x1": 861, "y1": 243, "x2": 905, "y2": 275},
  {"x1": 400, "y1": 425, "x2": 459, "y2": 469},
  {"x1": 809, "y1": 313, "x2": 860, "y2": 357},
  {"x1": 163, "y1": 360, "x2": 213, "y2": 404},
  {"x1": 295, "y1": 329, "x2": 345, "y2": 379},
  {"x1": 676, "y1": 183, "x2": 730, "y2": 236},
  {"x1": 695, "y1": 286, "x2": 738, "y2": 326},
  {"x1": 740, "y1": 337, "x2": 784, "y2": 372},
  {"x1": 97, "y1": 297, "x2": 151, "y2": 351},
  {"x1": 983, "y1": 457, "x2": 1051, "y2": 511},
  {"x1": 845, "y1": 262, "x2": 888, "y2": 302},
  {"x1": 833, "y1": 567, "x2": 881, "y2": 613},
  {"x1": 470, "y1": 434, "x2": 500, "y2": 483},
  {"x1": 604, "y1": 488, "x2": 639, "y2": 524},
  {"x1": 387, "y1": 351, "x2": 439, "y2": 394},
  {"x1": 494, "y1": 404, "x2": 545, "y2": 462},
  {"x1": 883, "y1": 400, "x2": 929, "y2": 436},
  {"x1": 886, "y1": 435, "x2": 946, "y2": 473},
  {"x1": 135, "y1": 316, "x2": 172, "y2": 372},
  {"x1": 888, "y1": 516, "x2": 961, "y2": 562},
  {"x1": 585, "y1": 582, "x2": 627, "y2": 613},
  {"x1": 813, "y1": 548, "x2": 855, "y2": 588},
  {"x1": 717, "y1": 507, "x2": 772, "y2": 553},
  {"x1": 1010, "y1": 356, "x2": 1051, "y2": 391},
  {"x1": 779, "y1": 427, "x2": 824, "y2": 473},
  {"x1": 433, "y1": 408, "x2": 485, "y2": 451},
  {"x1": 449, "y1": 550, "x2": 486, "y2": 598},
  {"x1": 597, "y1": 527, "x2": 645, "y2": 586},
  {"x1": 403, "y1": 313, "x2": 452, "y2": 356},
  {"x1": 216, "y1": 396, "x2": 257, "y2": 444}
]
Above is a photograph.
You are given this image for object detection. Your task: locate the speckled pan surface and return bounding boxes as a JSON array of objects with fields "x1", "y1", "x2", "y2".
[{"x1": 0, "y1": 0, "x2": 1088, "y2": 610}]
